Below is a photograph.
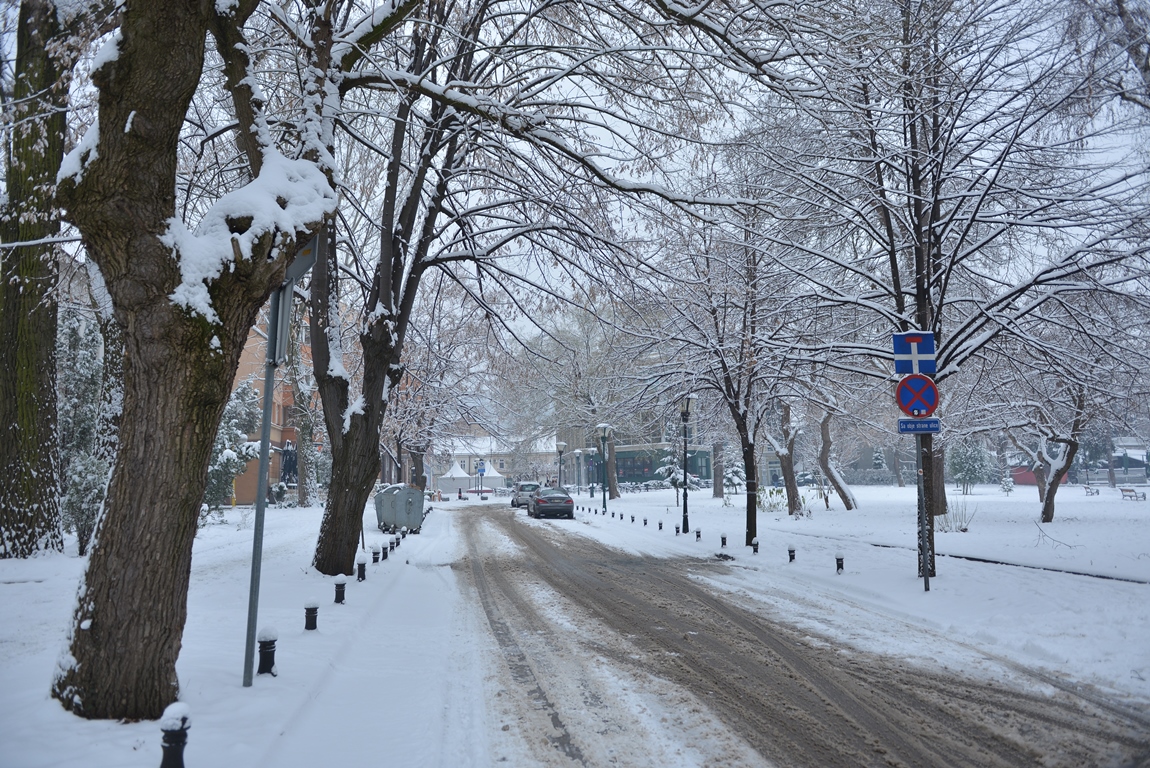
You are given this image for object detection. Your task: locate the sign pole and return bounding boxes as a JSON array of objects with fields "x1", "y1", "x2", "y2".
[
  {"x1": 242, "y1": 235, "x2": 318, "y2": 687},
  {"x1": 915, "y1": 433, "x2": 930, "y2": 592}
]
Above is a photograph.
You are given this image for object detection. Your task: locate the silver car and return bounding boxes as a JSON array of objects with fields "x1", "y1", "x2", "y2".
[{"x1": 511, "y1": 481, "x2": 540, "y2": 508}]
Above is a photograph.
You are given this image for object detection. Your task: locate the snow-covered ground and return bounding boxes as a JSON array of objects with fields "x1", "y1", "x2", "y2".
[{"x1": 0, "y1": 483, "x2": 1147, "y2": 766}]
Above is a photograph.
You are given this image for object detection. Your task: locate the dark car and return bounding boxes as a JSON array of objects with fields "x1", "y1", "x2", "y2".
[{"x1": 528, "y1": 487, "x2": 575, "y2": 519}]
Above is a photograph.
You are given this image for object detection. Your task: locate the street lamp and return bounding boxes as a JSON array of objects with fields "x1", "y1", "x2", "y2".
[
  {"x1": 573, "y1": 449, "x2": 582, "y2": 491},
  {"x1": 598, "y1": 424, "x2": 611, "y2": 513},
  {"x1": 556, "y1": 441, "x2": 566, "y2": 487},
  {"x1": 680, "y1": 395, "x2": 696, "y2": 537},
  {"x1": 587, "y1": 447, "x2": 597, "y2": 497}
]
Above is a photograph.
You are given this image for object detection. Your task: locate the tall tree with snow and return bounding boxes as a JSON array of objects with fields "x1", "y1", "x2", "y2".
[
  {"x1": 0, "y1": 0, "x2": 70, "y2": 558},
  {"x1": 46, "y1": 0, "x2": 399, "y2": 719}
]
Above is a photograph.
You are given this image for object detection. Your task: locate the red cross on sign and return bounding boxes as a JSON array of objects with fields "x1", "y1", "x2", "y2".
[{"x1": 896, "y1": 374, "x2": 939, "y2": 417}]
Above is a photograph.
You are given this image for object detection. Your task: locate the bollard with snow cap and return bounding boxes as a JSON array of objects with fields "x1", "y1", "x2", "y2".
[
  {"x1": 695, "y1": 528, "x2": 701, "y2": 542},
  {"x1": 721, "y1": 533, "x2": 727, "y2": 547},
  {"x1": 334, "y1": 575, "x2": 346, "y2": 604},
  {"x1": 257, "y1": 627, "x2": 278, "y2": 676},
  {"x1": 751, "y1": 537, "x2": 759, "y2": 554},
  {"x1": 836, "y1": 552, "x2": 844, "y2": 575},
  {"x1": 304, "y1": 601, "x2": 318, "y2": 630},
  {"x1": 356, "y1": 551, "x2": 367, "y2": 581},
  {"x1": 159, "y1": 703, "x2": 190, "y2": 768},
  {"x1": 788, "y1": 544, "x2": 795, "y2": 563},
  {"x1": 371, "y1": 544, "x2": 380, "y2": 563}
]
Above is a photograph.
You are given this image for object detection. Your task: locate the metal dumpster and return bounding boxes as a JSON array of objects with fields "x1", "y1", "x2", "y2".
[{"x1": 374, "y1": 484, "x2": 426, "y2": 533}]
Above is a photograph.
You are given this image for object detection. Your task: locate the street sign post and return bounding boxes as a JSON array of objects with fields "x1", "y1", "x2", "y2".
[
  {"x1": 244, "y1": 233, "x2": 319, "y2": 687},
  {"x1": 893, "y1": 332, "x2": 938, "y2": 592}
]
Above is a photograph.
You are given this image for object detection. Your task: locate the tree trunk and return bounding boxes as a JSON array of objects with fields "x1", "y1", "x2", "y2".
[
  {"x1": 817, "y1": 411, "x2": 856, "y2": 510},
  {"x1": 779, "y1": 448, "x2": 801, "y2": 515},
  {"x1": 409, "y1": 447, "x2": 427, "y2": 490},
  {"x1": 741, "y1": 441, "x2": 758, "y2": 546},
  {"x1": 50, "y1": 1, "x2": 328, "y2": 719},
  {"x1": 310, "y1": 227, "x2": 393, "y2": 576},
  {"x1": 1035, "y1": 461, "x2": 1049, "y2": 503},
  {"x1": 712, "y1": 442, "x2": 723, "y2": 498},
  {"x1": 1041, "y1": 442, "x2": 1077, "y2": 524},
  {"x1": 0, "y1": 0, "x2": 66, "y2": 559},
  {"x1": 779, "y1": 405, "x2": 802, "y2": 515},
  {"x1": 923, "y1": 436, "x2": 947, "y2": 517},
  {"x1": 889, "y1": 446, "x2": 904, "y2": 487}
]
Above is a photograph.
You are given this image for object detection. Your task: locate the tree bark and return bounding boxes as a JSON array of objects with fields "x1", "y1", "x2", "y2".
[
  {"x1": 310, "y1": 225, "x2": 394, "y2": 576},
  {"x1": 0, "y1": 0, "x2": 66, "y2": 558},
  {"x1": 741, "y1": 441, "x2": 758, "y2": 546},
  {"x1": 1041, "y1": 442, "x2": 1077, "y2": 523},
  {"x1": 887, "y1": 446, "x2": 904, "y2": 487},
  {"x1": 817, "y1": 411, "x2": 856, "y2": 510},
  {"x1": 607, "y1": 437, "x2": 621, "y2": 499},
  {"x1": 779, "y1": 404, "x2": 802, "y2": 515},
  {"x1": 51, "y1": 2, "x2": 328, "y2": 720},
  {"x1": 712, "y1": 442, "x2": 724, "y2": 498},
  {"x1": 409, "y1": 447, "x2": 427, "y2": 490}
]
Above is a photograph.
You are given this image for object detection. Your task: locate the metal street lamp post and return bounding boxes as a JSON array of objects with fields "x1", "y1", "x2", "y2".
[
  {"x1": 587, "y1": 447, "x2": 597, "y2": 497},
  {"x1": 680, "y1": 395, "x2": 696, "y2": 537},
  {"x1": 556, "y1": 441, "x2": 566, "y2": 487},
  {"x1": 573, "y1": 449, "x2": 582, "y2": 492},
  {"x1": 598, "y1": 424, "x2": 611, "y2": 513}
]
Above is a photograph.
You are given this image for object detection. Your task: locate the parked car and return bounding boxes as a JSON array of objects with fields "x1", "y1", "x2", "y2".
[
  {"x1": 511, "y1": 481, "x2": 540, "y2": 508},
  {"x1": 527, "y1": 487, "x2": 575, "y2": 519}
]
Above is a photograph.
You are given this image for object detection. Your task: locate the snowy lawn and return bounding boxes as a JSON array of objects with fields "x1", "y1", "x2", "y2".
[{"x1": 0, "y1": 482, "x2": 1147, "y2": 766}]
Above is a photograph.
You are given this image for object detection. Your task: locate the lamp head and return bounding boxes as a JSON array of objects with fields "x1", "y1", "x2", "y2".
[{"x1": 680, "y1": 393, "x2": 696, "y2": 418}]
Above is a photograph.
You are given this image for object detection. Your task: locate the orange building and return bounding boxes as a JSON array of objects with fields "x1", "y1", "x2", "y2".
[{"x1": 229, "y1": 311, "x2": 302, "y2": 505}]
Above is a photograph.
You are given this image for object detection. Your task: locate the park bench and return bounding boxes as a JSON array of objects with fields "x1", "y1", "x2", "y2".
[
  {"x1": 1083, "y1": 486, "x2": 1099, "y2": 496},
  {"x1": 1119, "y1": 488, "x2": 1146, "y2": 501}
]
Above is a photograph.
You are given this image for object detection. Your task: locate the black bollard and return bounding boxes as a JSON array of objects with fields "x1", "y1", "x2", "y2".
[
  {"x1": 389, "y1": 537, "x2": 396, "y2": 552},
  {"x1": 631, "y1": 515, "x2": 635, "y2": 523},
  {"x1": 257, "y1": 627, "x2": 277, "y2": 676},
  {"x1": 356, "y1": 552, "x2": 367, "y2": 582},
  {"x1": 836, "y1": 553, "x2": 844, "y2": 575},
  {"x1": 788, "y1": 545, "x2": 795, "y2": 563},
  {"x1": 304, "y1": 602, "x2": 318, "y2": 630},
  {"x1": 695, "y1": 529, "x2": 701, "y2": 542},
  {"x1": 334, "y1": 576, "x2": 346, "y2": 604},
  {"x1": 752, "y1": 537, "x2": 759, "y2": 554},
  {"x1": 675, "y1": 525, "x2": 680, "y2": 535},
  {"x1": 644, "y1": 518, "x2": 648, "y2": 526},
  {"x1": 721, "y1": 534, "x2": 727, "y2": 547},
  {"x1": 401, "y1": 527, "x2": 408, "y2": 539},
  {"x1": 611, "y1": 512, "x2": 615, "y2": 518},
  {"x1": 658, "y1": 520, "x2": 663, "y2": 530},
  {"x1": 371, "y1": 544, "x2": 380, "y2": 563},
  {"x1": 380, "y1": 544, "x2": 388, "y2": 560},
  {"x1": 159, "y1": 704, "x2": 190, "y2": 768}
]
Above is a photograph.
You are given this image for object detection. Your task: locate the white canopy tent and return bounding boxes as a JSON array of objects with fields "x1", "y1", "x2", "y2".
[{"x1": 436, "y1": 463, "x2": 473, "y2": 497}]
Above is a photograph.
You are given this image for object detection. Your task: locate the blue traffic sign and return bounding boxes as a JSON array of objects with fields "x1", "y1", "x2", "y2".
[
  {"x1": 896, "y1": 374, "x2": 939, "y2": 417},
  {"x1": 893, "y1": 332, "x2": 936, "y2": 375},
  {"x1": 899, "y1": 418, "x2": 940, "y2": 434}
]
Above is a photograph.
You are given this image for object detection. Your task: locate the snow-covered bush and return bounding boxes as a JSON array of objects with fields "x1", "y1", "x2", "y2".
[
  {"x1": 202, "y1": 383, "x2": 261, "y2": 518},
  {"x1": 60, "y1": 452, "x2": 109, "y2": 556},
  {"x1": 948, "y1": 439, "x2": 993, "y2": 495},
  {"x1": 56, "y1": 309, "x2": 109, "y2": 555}
]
